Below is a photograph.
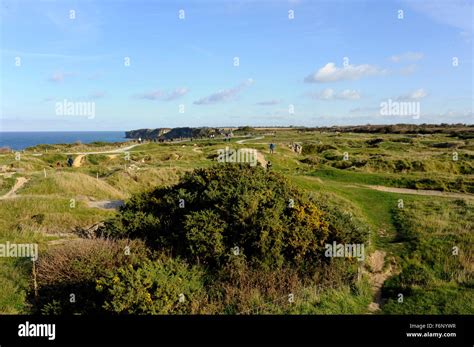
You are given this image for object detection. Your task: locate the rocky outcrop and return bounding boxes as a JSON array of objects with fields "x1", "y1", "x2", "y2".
[
  {"x1": 126, "y1": 127, "x2": 223, "y2": 140},
  {"x1": 125, "y1": 128, "x2": 171, "y2": 139}
]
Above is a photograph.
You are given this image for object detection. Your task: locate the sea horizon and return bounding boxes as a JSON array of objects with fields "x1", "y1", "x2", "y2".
[{"x1": 0, "y1": 131, "x2": 129, "y2": 150}]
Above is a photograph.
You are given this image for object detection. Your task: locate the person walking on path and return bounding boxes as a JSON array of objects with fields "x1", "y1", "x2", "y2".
[{"x1": 269, "y1": 143, "x2": 276, "y2": 154}]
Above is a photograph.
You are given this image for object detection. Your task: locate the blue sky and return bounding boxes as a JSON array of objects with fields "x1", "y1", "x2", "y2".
[{"x1": 0, "y1": 0, "x2": 472, "y2": 131}]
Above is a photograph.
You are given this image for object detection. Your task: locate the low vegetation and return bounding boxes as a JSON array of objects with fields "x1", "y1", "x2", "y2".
[{"x1": 0, "y1": 125, "x2": 472, "y2": 314}]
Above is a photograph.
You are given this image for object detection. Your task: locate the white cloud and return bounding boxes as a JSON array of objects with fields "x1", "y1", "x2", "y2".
[
  {"x1": 164, "y1": 88, "x2": 189, "y2": 101},
  {"x1": 135, "y1": 88, "x2": 188, "y2": 101},
  {"x1": 396, "y1": 88, "x2": 428, "y2": 101},
  {"x1": 136, "y1": 91, "x2": 163, "y2": 100},
  {"x1": 308, "y1": 88, "x2": 361, "y2": 100},
  {"x1": 194, "y1": 79, "x2": 254, "y2": 105},
  {"x1": 338, "y1": 89, "x2": 361, "y2": 100},
  {"x1": 304, "y1": 62, "x2": 385, "y2": 83},
  {"x1": 390, "y1": 52, "x2": 424, "y2": 63}
]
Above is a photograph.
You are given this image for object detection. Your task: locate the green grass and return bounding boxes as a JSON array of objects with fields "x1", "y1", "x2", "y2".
[
  {"x1": 288, "y1": 278, "x2": 373, "y2": 314},
  {"x1": 307, "y1": 166, "x2": 472, "y2": 193},
  {"x1": 232, "y1": 278, "x2": 373, "y2": 314},
  {"x1": 383, "y1": 285, "x2": 474, "y2": 314},
  {"x1": 0, "y1": 228, "x2": 51, "y2": 314},
  {"x1": 0, "y1": 257, "x2": 33, "y2": 313},
  {"x1": 20, "y1": 171, "x2": 126, "y2": 200},
  {"x1": 0, "y1": 196, "x2": 114, "y2": 235},
  {"x1": 0, "y1": 129, "x2": 472, "y2": 314},
  {"x1": 382, "y1": 198, "x2": 473, "y2": 314},
  {"x1": 0, "y1": 175, "x2": 17, "y2": 195},
  {"x1": 291, "y1": 175, "x2": 397, "y2": 231}
]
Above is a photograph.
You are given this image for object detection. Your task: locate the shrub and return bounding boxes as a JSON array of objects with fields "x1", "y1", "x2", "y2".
[
  {"x1": 32, "y1": 238, "x2": 149, "y2": 314},
  {"x1": 101, "y1": 164, "x2": 338, "y2": 271},
  {"x1": 96, "y1": 256, "x2": 206, "y2": 314}
]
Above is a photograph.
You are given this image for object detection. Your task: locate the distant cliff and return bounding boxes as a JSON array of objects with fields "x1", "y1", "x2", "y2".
[
  {"x1": 125, "y1": 128, "x2": 171, "y2": 139},
  {"x1": 125, "y1": 127, "x2": 223, "y2": 140}
]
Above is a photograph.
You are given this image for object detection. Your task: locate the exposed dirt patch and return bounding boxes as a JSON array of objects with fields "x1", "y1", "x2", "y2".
[
  {"x1": 238, "y1": 148, "x2": 267, "y2": 167},
  {"x1": 72, "y1": 154, "x2": 85, "y2": 167},
  {"x1": 365, "y1": 185, "x2": 473, "y2": 200},
  {"x1": 256, "y1": 151, "x2": 267, "y2": 167},
  {"x1": 236, "y1": 136, "x2": 264, "y2": 144},
  {"x1": 0, "y1": 176, "x2": 29, "y2": 199},
  {"x1": 365, "y1": 250, "x2": 393, "y2": 313},
  {"x1": 65, "y1": 143, "x2": 139, "y2": 155}
]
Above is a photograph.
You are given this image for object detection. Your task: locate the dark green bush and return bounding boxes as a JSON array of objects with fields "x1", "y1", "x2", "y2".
[
  {"x1": 96, "y1": 256, "x2": 206, "y2": 314},
  {"x1": 101, "y1": 164, "x2": 342, "y2": 271}
]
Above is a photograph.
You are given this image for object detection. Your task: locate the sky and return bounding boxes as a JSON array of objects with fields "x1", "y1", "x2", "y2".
[{"x1": 0, "y1": 0, "x2": 473, "y2": 131}]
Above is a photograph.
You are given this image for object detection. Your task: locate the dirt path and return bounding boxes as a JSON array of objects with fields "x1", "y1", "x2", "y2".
[
  {"x1": 0, "y1": 177, "x2": 29, "y2": 200},
  {"x1": 236, "y1": 136, "x2": 264, "y2": 144},
  {"x1": 233, "y1": 136, "x2": 268, "y2": 167},
  {"x1": 72, "y1": 154, "x2": 85, "y2": 167},
  {"x1": 365, "y1": 185, "x2": 473, "y2": 199},
  {"x1": 237, "y1": 148, "x2": 267, "y2": 167},
  {"x1": 67, "y1": 144, "x2": 142, "y2": 167},
  {"x1": 256, "y1": 151, "x2": 267, "y2": 167},
  {"x1": 365, "y1": 250, "x2": 393, "y2": 313},
  {"x1": 65, "y1": 143, "x2": 140, "y2": 155}
]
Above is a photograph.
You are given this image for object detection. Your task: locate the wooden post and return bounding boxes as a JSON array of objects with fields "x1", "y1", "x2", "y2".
[{"x1": 32, "y1": 259, "x2": 38, "y2": 301}]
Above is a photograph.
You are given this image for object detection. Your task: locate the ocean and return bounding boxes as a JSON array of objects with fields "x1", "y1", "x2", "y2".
[{"x1": 0, "y1": 131, "x2": 129, "y2": 150}]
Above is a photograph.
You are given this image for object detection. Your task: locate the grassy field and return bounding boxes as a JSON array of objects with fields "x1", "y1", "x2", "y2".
[{"x1": 0, "y1": 128, "x2": 472, "y2": 314}]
